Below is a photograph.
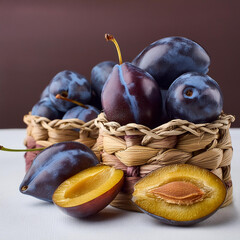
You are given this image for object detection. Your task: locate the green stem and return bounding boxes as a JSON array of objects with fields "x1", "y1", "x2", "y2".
[{"x1": 0, "y1": 145, "x2": 45, "y2": 152}]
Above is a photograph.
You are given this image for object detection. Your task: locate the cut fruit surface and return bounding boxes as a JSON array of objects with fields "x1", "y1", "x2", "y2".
[
  {"x1": 149, "y1": 180, "x2": 205, "y2": 205},
  {"x1": 132, "y1": 164, "x2": 226, "y2": 225},
  {"x1": 53, "y1": 165, "x2": 124, "y2": 218}
]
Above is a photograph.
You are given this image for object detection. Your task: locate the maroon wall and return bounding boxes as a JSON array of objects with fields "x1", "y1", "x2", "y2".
[{"x1": 0, "y1": 0, "x2": 239, "y2": 128}]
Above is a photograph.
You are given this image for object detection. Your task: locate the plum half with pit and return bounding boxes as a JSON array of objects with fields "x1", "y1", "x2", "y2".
[
  {"x1": 132, "y1": 164, "x2": 227, "y2": 226},
  {"x1": 165, "y1": 72, "x2": 223, "y2": 123},
  {"x1": 132, "y1": 36, "x2": 210, "y2": 89},
  {"x1": 49, "y1": 70, "x2": 91, "y2": 112}
]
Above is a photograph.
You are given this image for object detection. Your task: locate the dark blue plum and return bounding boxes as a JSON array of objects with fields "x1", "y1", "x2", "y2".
[
  {"x1": 63, "y1": 105, "x2": 100, "y2": 123},
  {"x1": 101, "y1": 62, "x2": 163, "y2": 128},
  {"x1": 132, "y1": 36, "x2": 210, "y2": 90},
  {"x1": 89, "y1": 89, "x2": 102, "y2": 110},
  {"x1": 40, "y1": 85, "x2": 49, "y2": 99},
  {"x1": 165, "y1": 72, "x2": 223, "y2": 123},
  {"x1": 90, "y1": 61, "x2": 116, "y2": 98},
  {"x1": 49, "y1": 70, "x2": 91, "y2": 112},
  {"x1": 31, "y1": 97, "x2": 63, "y2": 120},
  {"x1": 159, "y1": 89, "x2": 171, "y2": 124},
  {"x1": 19, "y1": 141, "x2": 99, "y2": 202}
]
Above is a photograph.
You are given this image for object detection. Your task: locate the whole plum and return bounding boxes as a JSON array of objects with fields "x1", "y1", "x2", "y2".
[
  {"x1": 31, "y1": 97, "x2": 63, "y2": 120},
  {"x1": 159, "y1": 89, "x2": 171, "y2": 124},
  {"x1": 89, "y1": 89, "x2": 102, "y2": 110},
  {"x1": 19, "y1": 141, "x2": 99, "y2": 202},
  {"x1": 91, "y1": 61, "x2": 116, "y2": 98},
  {"x1": 40, "y1": 85, "x2": 49, "y2": 99},
  {"x1": 49, "y1": 70, "x2": 91, "y2": 112},
  {"x1": 165, "y1": 72, "x2": 223, "y2": 123},
  {"x1": 132, "y1": 36, "x2": 210, "y2": 89},
  {"x1": 102, "y1": 34, "x2": 163, "y2": 129},
  {"x1": 101, "y1": 62, "x2": 162, "y2": 128},
  {"x1": 63, "y1": 105, "x2": 100, "y2": 122}
]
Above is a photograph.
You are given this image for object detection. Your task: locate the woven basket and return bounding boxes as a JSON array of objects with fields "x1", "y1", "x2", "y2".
[
  {"x1": 23, "y1": 113, "x2": 100, "y2": 171},
  {"x1": 95, "y1": 112, "x2": 235, "y2": 212}
]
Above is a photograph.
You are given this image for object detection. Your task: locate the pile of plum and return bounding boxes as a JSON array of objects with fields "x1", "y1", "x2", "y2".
[
  {"x1": 31, "y1": 70, "x2": 101, "y2": 123},
  {"x1": 16, "y1": 35, "x2": 227, "y2": 225},
  {"x1": 32, "y1": 35, "x2": 223, "y2": 128}
]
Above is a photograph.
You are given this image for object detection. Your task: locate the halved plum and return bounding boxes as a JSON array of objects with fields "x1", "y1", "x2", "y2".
[
  {"x1": 132, "y1": 164, "x2": 227, "y2": 226},
  {"x1": 53, "y1": 165, "x2": 124, "y2": 218}
]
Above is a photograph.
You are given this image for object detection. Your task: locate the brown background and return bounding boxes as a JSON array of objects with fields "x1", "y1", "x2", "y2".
[{"x1": 0, "y1": 0, "x2": 239, "y2": 128}]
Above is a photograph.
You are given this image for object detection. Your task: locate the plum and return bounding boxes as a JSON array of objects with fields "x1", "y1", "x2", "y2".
[
  {"x1": 31, "y1": 97, "x2": 63, "y2": 120},
  {"x1": 165, "y1": 72, "x2": 223, "y2": 123},
  {"x1": 102, "y1": 62, "x2": 162, "y2": 128},
  {"x1": 55, "y1": 94, "x2": 100, "y2": 122},
  {"x1": 132, "y1": 36, "x2": 210, "y2": 89},
  {"x1": 132, "y1": 164, "x2": 227, "y2": 225},
  {"x1": 40, "y1": 85, "x2": 49, "y2": 99},
  {"x1": 102, "y1": 34, "x2": 162, "y2": 128},
  {"x1": 48, "y1": 70, "x2": 91, "y2": 112},
  {"x1": 63, "y1": 105, "x2": 100, "y2": 122},
  {"x1": 19, "y1": 141, "x2": 99, "y2": 202},
  {"x1": 53, "y1": 165, "x2": 124, "y2": 218},
  {"x1": 91, "y1": 61, "x2": 116, "y2": 98}
]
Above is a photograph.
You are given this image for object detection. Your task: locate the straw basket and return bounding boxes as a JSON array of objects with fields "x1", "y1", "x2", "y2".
[
  {"x1": 23, "y1": 113, "x2": 100, "y2": 171},
  {"x1": 95, "y1": 112, "x2": 235, "y2": 212}
]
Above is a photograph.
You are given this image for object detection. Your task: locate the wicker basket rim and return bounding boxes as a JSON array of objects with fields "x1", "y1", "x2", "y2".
[
  {"x1": 23, "y1": 113, "x2": 98, "y2": 131},
  {"x1": 95, "y1": 112, "x2": 235, "y2": 138}
]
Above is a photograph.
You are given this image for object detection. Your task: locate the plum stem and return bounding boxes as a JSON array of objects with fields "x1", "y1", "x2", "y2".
[
  {"x1": 105, "y1": 34, "x2": 123, "y2": 65},
  {"x1": 0, "y1": 145, "x2": 45, "y2": 152},
  {"x1": 185, "y1": 89, "x2": 193, "y2": 97},
  {"x1": 21, "y1": 185, "x2": 28, "y2": 191},
  {"x1": 55, "y1": 94, "x2": 88, "y2": 109}
]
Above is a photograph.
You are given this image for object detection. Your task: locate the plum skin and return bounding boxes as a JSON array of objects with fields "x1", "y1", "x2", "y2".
[
  {"x1": 132, "y1": 36, "x2": 210, "y2": 90},
  {"x1": 19, "y1": 141, "x2": 99, "y2": 202},
  {"x1": 54, "y1": 176, "x2": 124, "y2": 218},
  {"x1": 101, "y1": 62, "x2": 163, "y2": 128},
  {"x1": 48, "y1": 70, "x2": 91, "y2": 112},
  {"x1": 90, "y1": 61, "x2": 116, "y2": 110},
  {"x1": 31, "y1": 97, "x2": 63, "y2": 120},
  {"x1": 91, "y1": 61, "x2": 116, "y2": 98},
  {"x1": 137, "y1": 206, "x2": 219, "y2": 226},
  {"x1": 166, "y1": 72, "x2": 223, "y2": 123},
  {"x1": 63, "y1": 105, "x2": 100, "y2": 122},
  {"x1": 40, "y1": 85, "x2": 50, "y2": 99}
]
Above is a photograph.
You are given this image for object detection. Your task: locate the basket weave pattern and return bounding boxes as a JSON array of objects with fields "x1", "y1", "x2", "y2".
[
  {"x1": 23, "y1": 114, "x2": 100, "y2": 171},
  {"x1": 95, "y1": 112, "x2": 235, "y2": 211}
]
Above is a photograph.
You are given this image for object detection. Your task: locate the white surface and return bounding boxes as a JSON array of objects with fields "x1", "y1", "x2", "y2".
[{"x1": 0, "y1": 128, "x2": 240, "y2": 240}]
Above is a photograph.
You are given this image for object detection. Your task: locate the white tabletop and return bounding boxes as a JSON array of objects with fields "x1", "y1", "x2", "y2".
[{"x1": 0, "y1": 128, "x2": 240, "y2": 240}]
